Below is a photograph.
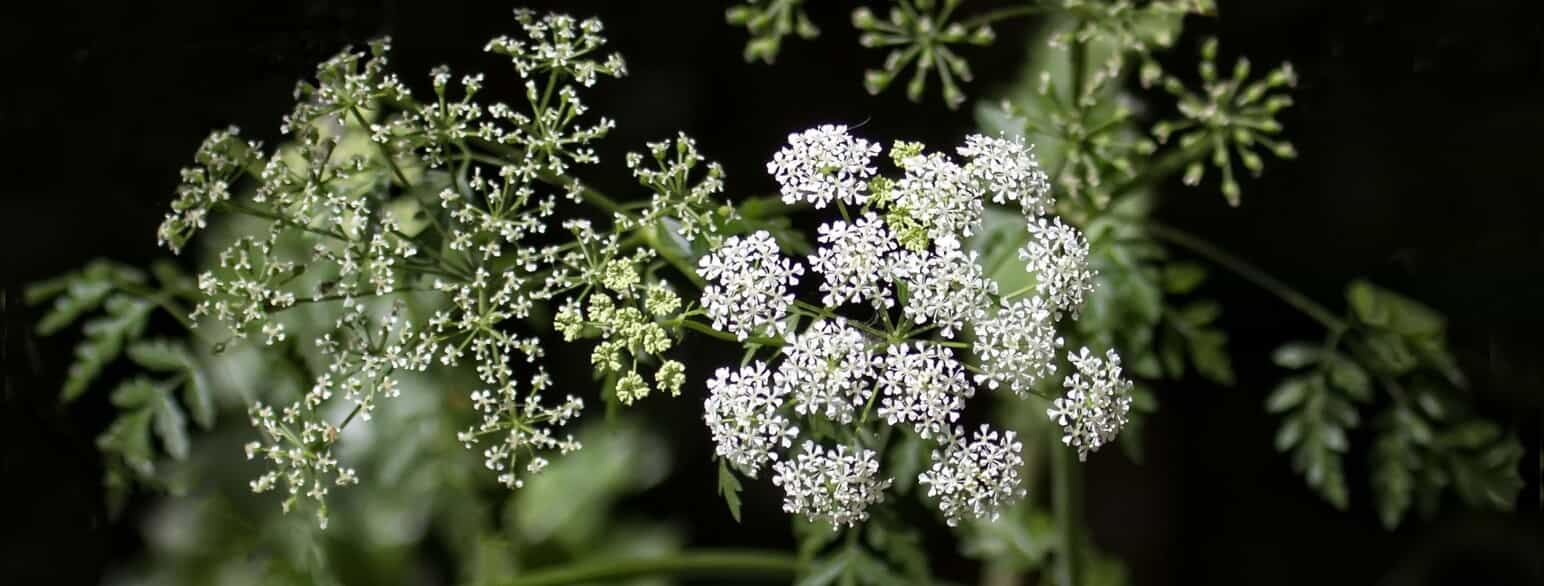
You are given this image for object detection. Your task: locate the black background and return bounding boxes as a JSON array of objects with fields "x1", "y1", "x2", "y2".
[{"x1": 2, "y1": 1, "x2": 1541, "y2": 584}]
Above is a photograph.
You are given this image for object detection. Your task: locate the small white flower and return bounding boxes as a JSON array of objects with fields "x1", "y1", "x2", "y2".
[
  {"x1": 918, "y1": 424, "x2": 1026, "y2": 527},
  {"x1": 1019, "y1": 217, "x2": 1096, "y2": 318},
  {"x1": 772, "y1": 441, "x2": 892, "y2": 527},
  {"x1": 698, "y1": 231, "x2": 804, "y2": 341},
  {"x1": 894, "y1": 236, "x2": 997, "y2": 338},
  {"x1": 704, "y1": 361, "x2": 798, "y2": 476},
  {"x1": 973, "y1": 296, "x2": 1063, "y2": 396},
  {"x1": 776, "y1": 320, "x2": 876, "y2": 424},
  {"x1": 894, "y1": 151, "x2": 984, "y2": 241},
  {"x1": 1047, "y1": 347, "x2": 1133, "y2": 461},
  {"x1": 876, "y1": 342, "x2": 973, "y2": 439},
  {"x1": 809, "y1": 213, "x2": 899, "y2": 308},
  {"x1": 958, "y1": 133, "x2": 1052, "y2": 218},
  {"x1": 767, "y1": 124, "x2": 881, "y2": 208}
]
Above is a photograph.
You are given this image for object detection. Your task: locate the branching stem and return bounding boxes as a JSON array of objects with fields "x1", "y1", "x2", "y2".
[{"x1": 493, "y1": 550, "x2": 800, "y2": 586}]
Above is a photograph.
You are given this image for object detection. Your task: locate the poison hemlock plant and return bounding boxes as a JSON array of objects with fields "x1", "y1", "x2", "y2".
[{"x1": 28, "y1": 3, "x2": 1524, "y2": 585}]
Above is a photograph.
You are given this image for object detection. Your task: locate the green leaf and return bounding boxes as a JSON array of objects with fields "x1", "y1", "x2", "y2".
[
  {"x1": 1347, "y1": 280, "x2": 1445, "y2": 336},
  {"x1": 36, "y1": 281, "x2": 113, "y2": 335},
  {"x1": 97, "y1": 409, "x2": 155, "y2": 478},
  {"x1": 1265, "y1": 378, "x2": 1309, "y2": 413},
  {"x1": 182, "y1": 370, "x2": 215, "y2": 430},
  {"x1": 1274, "y1": 416, "x2": 1304, "y2": 451},
  {"x1": 1371, "y1": 410, "x2": 1419, "y2": 529},
  {"x1": 865, "y1": 513, "x2": 930, "y2": 584},
  {"x1": 961, "y1": 507, "x2": 1054, "y2": 572},
  {"x1": 1364, "y1": 331, "x2": 1418, "y2": 374},
  {"x1": 126, "y1": 338, "x2": 191, "y2": 371},
  {"x1": 1271, "y1": 342, "x2": 1320, "y2": 369},
  {"x1": 1177, "y1": 300, "x2": 1221, "y2": 326},
  {"x1": 1327, "y1": 356, "x2": 1371, "y2": 401},
  {"x1": 717, "y1": 458, "x2": 744, "y2": 523},
  {"x1": 109, "y1": 377, "x2": 159, "y2": 408},
  {"x1": 1441, "y1": 421, "x2": 1501, "y2": 449},
  {"x1": 1161, "y1": 262, "x2": 1207, "y2": 294},
  {"x1": 153, "y1": 391, "x2": 190, "y2": 460},
  {"x1": 796, "y1": 552, "x2": 849, "y2": 586},
  {"x1": 61, "y1": 295, "x2": 152, "y2": 402},
  {"x1": 1188, "y1": 330, "x2": 1234, "y2": 386},
  {"x1": 886, "y1": 431, "x2": 927, "y2": 495},
  {"x1": 970, "y1": 205, "x2": 1032, "y2": 293}
]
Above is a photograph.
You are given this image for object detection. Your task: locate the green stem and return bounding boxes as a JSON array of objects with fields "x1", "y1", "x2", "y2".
[
  {"x1": 1108, "y1": 140, "x2": 1209, "y2": 200},
  {"x1": 1147, "y1": 221, "x2": 1349, "y2": 334},
  {"x1": 672, "y1": 317, "x2": 784, "y2": 347},
  {"x1": 350, "y1": 107, "x2": 411, "y2": 188},
  {"x1": 1052, "y1": 434, "x2": 1082, "y2": 586},
  {"x1": 960, "y1": 5, "x2": 1046, "y2": 28},
  {"x1": 494, "y1": 550, "x2": 800, "y2": 586}
]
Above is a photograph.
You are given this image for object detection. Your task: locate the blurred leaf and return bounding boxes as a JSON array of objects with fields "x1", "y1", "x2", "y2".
[
  {"x1": 1161, "y1": 262, "x2": 1206, "y2": 294},
  {"x1": 886, "y1": 431, "x2": 927, "y2": 495},
  {"x1": 512, "y1": 420, "x2": 669, "y2": 546},
  {"x1": 970, "y1": 205, "x2": 1033, "y2": 293},
  {"x1": 62, "y1": 295, "x2": 152, "y2": 402},
  {"x1": 153, "y1": 391, "x2": 190, "y2": 460},
  {"x1": 127, "y1": 338, "x2": 194, "y2": 372},
  {"x1": 718, "y1": 458, "x2": 744, "y2": 523},
  {"x1": 1271, "y1": 342, "x2": 1319, "y2": 369},
  {"x1": 1347, "y1": 280, "x2": 1444, "y2": 337},
  {"x1": 110, "y1": 377, "x2": 160, "y2": 408},
  {"x1": 961, "y1": 506, "x2": 1054, "y2": 572},
  {"x1": 97, "y1": 408, "x2": 155, "y2": 478}
]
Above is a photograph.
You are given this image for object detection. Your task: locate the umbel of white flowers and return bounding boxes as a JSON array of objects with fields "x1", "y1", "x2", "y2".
[{"x1": 700, "y1": 125, "x2": 1133, "y2": 528}]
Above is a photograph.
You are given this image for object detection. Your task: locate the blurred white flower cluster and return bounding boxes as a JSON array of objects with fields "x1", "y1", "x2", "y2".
[{"x1": 698, "y1": 125, "x2": 1133, "y2": 528}]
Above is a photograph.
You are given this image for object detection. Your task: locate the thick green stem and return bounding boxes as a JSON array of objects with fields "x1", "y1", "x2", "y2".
[
  {"x1": 1147, "y1": 221, "x2": 1349, "y2": 334},
  {"x1": 494, "y1": 550, "x2": 800, "y2": 586},
  {"x1": 1052, "y1": 436, "x2": 1082, "y2": 586}
]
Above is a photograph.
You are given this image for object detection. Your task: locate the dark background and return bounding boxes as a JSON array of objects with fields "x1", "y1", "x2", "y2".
[{"x1": 2, "y1": 0, "x2": 1540, "y2": 584}]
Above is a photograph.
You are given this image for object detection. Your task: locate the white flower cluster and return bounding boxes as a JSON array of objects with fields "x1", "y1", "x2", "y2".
[
  {"x1": 876, "y1": 343, "x2": 974, "y2": 440},
  {"x1": 918, "y1": 425, "x2": 1026, "y2": 527},
  {"x1": 157, "y1": 128, "x2": 261, "y2": 254},
  {"x1": 698, "y1": 231, "x2": 805, "y2": 341},
  {"x1": 627, "y1": 133, "x2": 729, "y2": 245},
  {"x1": 460, "y1": 374, "x2": 584, "y2": 489},
  {"x1": 1021, "y1": 217, "x2": 1096, "y2": 318},
  {"x1": 772, "y1": 442, "x2": 892, "y2": 527},
  {"x1": 1047, "y1": 348, "x2": 1134, "y2": 460},
  {"x1": 973, "y1": 297, "x2": 1063, "y2": 396},
  {"x1": 768, "y1": 124, "x2": 881, "y2": 208},
  {"x1": 894, "y1": 236, "x2": 997, "y2": 338},
  {"x1": 697, "y1": 125, "x2": 1129, "y2": 528},
  {"x1": 809, "y1": 213, "x2": 898, "y2": 308},
  {"x1": 244, "y1": 401, "x2": 359, "y2": 530},
  {"x1": 776, "y1": 320, "x2": 874, "y2": 424},
  {"x1": 959, "y1": 134, "x2": 1053, "y2": 218},
  {"x1": 893, "y1": 151, "x2": 986, "y2": 242},
  {"x1": 167, "y1": 11, "x2": 664, "y2": 527},
  {"x1": 704, "y1": 362, "x2": 798, "y2": 476}
]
